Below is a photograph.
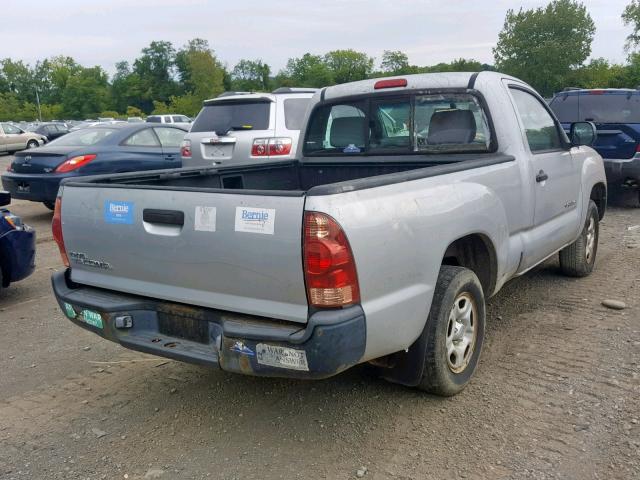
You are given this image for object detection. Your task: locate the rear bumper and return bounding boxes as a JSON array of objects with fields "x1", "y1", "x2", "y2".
[
  {"x1": 1, "y1": 226, "x2": 36, "y2": 284},
  {"x1": 604, "y1": 156, "x2": 640, "y2": 186},
  {"x1": 51, "y1": 270, "x2": 366, "y2": 379},
  {"x1": 1, "y1": 172, "x2": 70, "y2": 203}
]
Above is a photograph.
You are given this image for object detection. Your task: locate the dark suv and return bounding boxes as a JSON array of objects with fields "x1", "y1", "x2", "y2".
[{"x1": 549, "y1": 88, "x2": 640, "y2": 202}]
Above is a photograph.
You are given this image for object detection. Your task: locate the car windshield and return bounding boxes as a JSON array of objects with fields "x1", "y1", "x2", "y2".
[
  {"x1": 550, "y1": 92, "x2": 640, "y2": 124},
  {"x1": 304, "y1": 93, "x2": 492, "y2": 156},
  {"x1": 48, "y1": 128, "x2": 117, "y2": 146},
  {"x1": 191, "y1": 100, "x2": 270, "y2": 134}
]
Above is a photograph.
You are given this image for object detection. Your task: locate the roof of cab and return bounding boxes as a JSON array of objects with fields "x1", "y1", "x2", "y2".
[{"x1": 318, "y1": 71, "x2": 515, "y2": 102}]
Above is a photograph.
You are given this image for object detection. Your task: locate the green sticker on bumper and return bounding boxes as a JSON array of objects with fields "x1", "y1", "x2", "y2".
[
  {"x1": 81, "y1": 309, "x2": 104, "y2": 329},
  {"x1": 63, "y1": 302, "x2": 77, "y2": 319}
]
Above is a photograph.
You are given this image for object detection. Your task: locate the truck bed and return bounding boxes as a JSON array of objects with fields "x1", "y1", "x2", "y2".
[
  {"x1": 63, "y1": 154, "x2": 513, "y2": 196},
  {"x1": 57, "y1": 153, "x2": 512, "y2": 324}
]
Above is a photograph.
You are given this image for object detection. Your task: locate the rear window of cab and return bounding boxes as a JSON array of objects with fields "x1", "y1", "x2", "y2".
[{"x1": 303, "y1": 92, "x2": 493, "y2": 156}]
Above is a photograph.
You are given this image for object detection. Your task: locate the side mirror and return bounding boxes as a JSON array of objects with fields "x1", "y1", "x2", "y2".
[
  {"x1": 0, "y1": 191, "x2": 10, "y2": 207},
  {"x1": 570, "y1": 121, "x2": 597, "y2": 147}
]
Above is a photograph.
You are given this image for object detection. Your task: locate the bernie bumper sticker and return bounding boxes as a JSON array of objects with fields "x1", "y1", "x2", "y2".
[
  {"x1": 234, "y1": 207, "x2": 275, "y2": 235},
  {"x1": 104, "y1": 201, "x2": 134, "y2": 224}
]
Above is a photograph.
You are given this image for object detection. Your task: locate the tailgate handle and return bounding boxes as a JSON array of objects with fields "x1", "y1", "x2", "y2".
[{"x1": 143, "y1": 209, "x2": 184, "y2": 226}]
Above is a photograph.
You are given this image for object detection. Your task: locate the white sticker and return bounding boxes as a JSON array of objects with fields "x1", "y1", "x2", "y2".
[
  {"x1": 234, "y1": 207, "x2": 275, "y2": 235},
  {"x1": 194, "y1": 206, "x2": 217, "y2": 232},
  {"x1": 256, "y1": 344, "x2": 309, "y2": 371}
]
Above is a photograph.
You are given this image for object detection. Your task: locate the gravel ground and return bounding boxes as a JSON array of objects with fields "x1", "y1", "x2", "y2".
[{"x1": 0, "y1": 153, "x2": 639, "y2": 480}]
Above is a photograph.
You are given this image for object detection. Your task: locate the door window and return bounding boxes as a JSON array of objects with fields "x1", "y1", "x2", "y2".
[
  {"x1": 123, "y1": 128, "x2": 160, "y2": 147},
  {"x1": 510, "y1": 88, "x2": 563, "y2": 152},
  {"x1": 2, "y1": 123, "x2": 20, "y2": 134},
  {"x1": 154, "y1": 127, "x2": 185, "y2": 148}
]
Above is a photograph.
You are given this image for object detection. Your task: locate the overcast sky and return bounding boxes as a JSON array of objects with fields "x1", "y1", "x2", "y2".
[{"x1": 0, "y1": 0, "x2": 633, "y2": 75}]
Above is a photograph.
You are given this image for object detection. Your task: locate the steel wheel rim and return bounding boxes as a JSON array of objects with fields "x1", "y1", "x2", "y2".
[
  {"x1": 446, "y1": 292, "x2": 477, "y2": 374},
  {"x1": 585, "y1": 216, "x2": 596, "y2": 263},
  {"x1": 28, "y1": 142, "x2": 36, "y2": 148}
]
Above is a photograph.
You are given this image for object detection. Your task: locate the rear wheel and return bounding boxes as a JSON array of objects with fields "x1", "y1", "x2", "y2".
[
  {"x1": 559, "y1": 200, "x2": 599, "y2": 277},
  {"x1": 43, "y1": 201, "x2": 55, "y2": 211},
  {"x1": 26, "y1": 140, "x2": 39, "y2": 149},
  {"x1": 417, "y1": 265, "x2": 485, "y2": 396}
]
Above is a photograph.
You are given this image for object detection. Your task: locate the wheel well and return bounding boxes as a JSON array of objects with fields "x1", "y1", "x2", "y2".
[
  {"x1": 590, "y1": 183, "x2": 606, "y2": 220},
  {"x1": 442, "y1": 234, "x2": 497, "y2": 296}
]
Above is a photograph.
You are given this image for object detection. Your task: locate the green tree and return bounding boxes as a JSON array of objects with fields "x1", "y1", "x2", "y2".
[
  {"x1": 380, "y1": 50, "x2": 410, "y2": 74},
  {"x1": 494, "y1": 0, "x2": 596, "y2": 96},
  {"x1": 231, "y1": 59, "x2": 271, "y2": 91},
  {"x1": 174, "y1": 39, "x2": 225, "y2": 106},
  {"x1": 61, "y1": 66, "x2": 110, "y2": 118},
  {"x1": 324, "y1": 49, "x2": 374, "y2": 84},
  {"x1": 126, "y1": 106, "x2": 144, "y2": 118},
  {"x1": 623, "y1": 1, "x2": 640, "y2": 51},
  {"x1": 280, "y1": 53, "x2": 334, "y2": 88},
  {"x1": 133, "y1": 41, "x2": 179, "y2": 111}
]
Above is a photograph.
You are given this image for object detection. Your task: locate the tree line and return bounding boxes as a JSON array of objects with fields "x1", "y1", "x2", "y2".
[{"x1": 2, "y1": 0, "x2": 640, "y2": 122}]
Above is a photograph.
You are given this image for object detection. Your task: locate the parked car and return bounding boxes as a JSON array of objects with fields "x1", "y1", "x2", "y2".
[
  {"x1": 181, "y1": 88, "x2": 316, "y2": 167},
  {"x1": 549, "y1": 88, "x2": 640, "y2": 203},
  {"x1": 50, "y1": 72, "x2": 606, "y2": 396},
  {"x1": 0, "y1": 191, "x2": 36, "y2": 293},
  {"x1": 0, "y1": 122, "x2": 46, "y2": 153},
  {"x1": 2, "y1": 123, "x2": 187, "y2": 210},
  {"x1": 146, "y1": 114, "x2": 191, "y2": 125},
  {"x1": 32, "y1": 122, "x2": 70, "y2": 142}
]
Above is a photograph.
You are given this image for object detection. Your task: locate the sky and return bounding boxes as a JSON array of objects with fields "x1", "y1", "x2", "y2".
[{"x1": 0, "y1": 0, "x2": 633, "y2": 76}]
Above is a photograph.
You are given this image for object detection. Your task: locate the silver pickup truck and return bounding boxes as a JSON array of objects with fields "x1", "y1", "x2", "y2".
[{"x1": 51, "y1": 72, "x2": 606, "y2": 396}]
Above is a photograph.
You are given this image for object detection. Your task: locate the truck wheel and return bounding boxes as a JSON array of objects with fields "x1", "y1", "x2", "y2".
[
  {"x1": 417, "y1": 266, "x2": 485, "y2": 396},
  {"x1": 559, "y1": 200, "x2": 599, "y2": 277}
]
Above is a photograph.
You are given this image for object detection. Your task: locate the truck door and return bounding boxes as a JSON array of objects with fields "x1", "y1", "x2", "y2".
[{"x1": 508, "y1": 86, "x2": 582, "y2": 269}]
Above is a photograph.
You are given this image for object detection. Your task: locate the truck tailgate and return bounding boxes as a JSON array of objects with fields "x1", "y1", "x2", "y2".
[{"x1": 60, "y1": 186, "x2": 308, "y2": 323}]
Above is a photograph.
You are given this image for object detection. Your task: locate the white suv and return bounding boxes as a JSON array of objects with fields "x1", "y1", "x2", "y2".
[
  {"x1": 146, "y1": 114, "x2": 192, "y2": 126},
  {"x1": 180, "y1": 88, "x2": 316, "y2": 167}
]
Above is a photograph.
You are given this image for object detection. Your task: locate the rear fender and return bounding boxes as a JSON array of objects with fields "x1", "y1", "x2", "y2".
[{"x1": 305, "y1": 180, "x2": 510, "y2": 363}]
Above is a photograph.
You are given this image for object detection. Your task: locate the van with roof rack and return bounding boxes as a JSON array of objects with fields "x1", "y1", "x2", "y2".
[{"x1": 180, "y1": 88, "x2": 317, "y2": 167}]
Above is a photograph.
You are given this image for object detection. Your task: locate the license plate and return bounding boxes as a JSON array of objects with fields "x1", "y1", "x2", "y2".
[
  {"x1": 256, "y1": 344, "x2": 309, "y2": 371},
  {"x1": 80, "y1": 309, "x2": 104, "y2": 329}
]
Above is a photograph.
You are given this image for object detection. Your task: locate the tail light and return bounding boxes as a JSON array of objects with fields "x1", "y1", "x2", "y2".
[
  {"x1": 54, "y1": 154, "x2": 96, "y2": 173},
  {"x1": 303, "y1": 212, "x2": 360, "y2": 308},
  {"x1": 181, "y1": 139, "x2": 192, "y2": 158},
  {"x1": 251, "y1": 137, "x2": 292, "y2": 157},
  {"x1": 52, "y1": 197, "x2": 69, "y2": 267},
  {"x1": 374, "y1": 78, "x2": 408, "y2": 89}
]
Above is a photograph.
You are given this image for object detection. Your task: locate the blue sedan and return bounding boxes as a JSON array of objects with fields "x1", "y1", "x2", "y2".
[
  {"x1": 0, "y1": 191, "x2": 35, "y2": 291},
  {"x1": 1, "y1": 123, "x2": 188, "y2": 209}
]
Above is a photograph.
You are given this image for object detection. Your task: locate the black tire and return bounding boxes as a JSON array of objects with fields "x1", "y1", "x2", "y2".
[
  {"x1": 559, "y1": 200, "x2": 599, "y2": 277},
  {"x1": 43, "y1": 201, "x2": 55, "y2": 211},
  {"x1": 26, "y1": 140, "x2": 39, "y2": 149},
  {"x1": 417, "y1": 266, "x2": 485, "y2": 396}
]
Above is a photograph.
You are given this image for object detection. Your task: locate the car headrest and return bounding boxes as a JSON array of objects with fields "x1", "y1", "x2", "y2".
[
  {"x1": 427, "y1": 110, "x2": 477, "y2": 145},
  {"x1": 330, "y1": 117, "x2": 366, "y2": 148}
]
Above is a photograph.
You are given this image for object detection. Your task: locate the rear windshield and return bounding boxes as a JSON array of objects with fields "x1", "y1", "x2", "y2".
[
  {"x1": 191, "y1": 101, "x2": 270, "y2": 134},
  {"x1": 304, "y1": 93, "x2": 492, "y2": 156},
  {"x1": 49, "y1": 128, "x2": 117, "y2": 146},
  {"x1": 550, "y1": 92, "x2": 640, "y2": 123},
  {"x1": 284, "y1": 98, "x2": 311, "y2": 130}
]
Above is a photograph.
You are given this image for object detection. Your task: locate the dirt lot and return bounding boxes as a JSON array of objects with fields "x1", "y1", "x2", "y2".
[{"x1": 0, "y1": 152, "x2": 639, "y2": 480}]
